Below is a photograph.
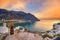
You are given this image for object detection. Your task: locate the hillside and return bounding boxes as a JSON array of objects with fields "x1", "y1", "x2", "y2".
[{"x1": 0, "y1": 9, "x2": 40, "y2": 22}]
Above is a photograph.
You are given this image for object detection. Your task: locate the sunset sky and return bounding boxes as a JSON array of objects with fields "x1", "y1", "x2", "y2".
[
  {"x1": 0, "y1": 0, "x2": 60, "y2": 31},
  {"x1": 0, "y1": 0, "x2": 60, "y2": 19}
]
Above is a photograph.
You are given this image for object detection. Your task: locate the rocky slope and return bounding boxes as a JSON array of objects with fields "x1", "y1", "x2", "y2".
[{"x1": 0, "y1": 9, "x2": 40, "y2": 22}]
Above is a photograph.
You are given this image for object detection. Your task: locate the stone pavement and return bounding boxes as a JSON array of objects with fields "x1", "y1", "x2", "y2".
[{"x1": 5, "y1": 32, "x2": 43, "y2": 40}]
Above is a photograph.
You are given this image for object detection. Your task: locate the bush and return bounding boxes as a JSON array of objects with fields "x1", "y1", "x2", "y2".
[
  {"x1": 54, "y1": 34, "x2": 60, "y2": 37},
  {"x1": 0, "y1": 22, "x2": 3, "y2": 26}
]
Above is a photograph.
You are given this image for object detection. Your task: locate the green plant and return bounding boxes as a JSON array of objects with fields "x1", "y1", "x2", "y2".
[
  {"x1": 0, "y1": 22, "x2": 3, "y2": 26},
  {"x1": 54, "y1": 34, "x2": 60, "y2": 37}
]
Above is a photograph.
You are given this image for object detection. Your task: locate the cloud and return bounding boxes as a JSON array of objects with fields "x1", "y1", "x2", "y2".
[
  {"x1": 43, "y1": 6, "x2": 60, "y2": 19},
  {"x1": 0, "y1": 0, "x2": 60, "y2": 20},
  {"x1": 0, "y1": 0, "x2": 11, "y2": 8},
  {"x1": 0, "y1": 0, "x2": 41, "y2": 10},
  {"x1": 0, "y1": 0, "x2": 28, "y2": 10},
  {"x1": 10, "y1": 0, "x2": 26, "y2": 10},
  {"x1": 34, "y1": 0, "x2": 60, "y2": 20}
]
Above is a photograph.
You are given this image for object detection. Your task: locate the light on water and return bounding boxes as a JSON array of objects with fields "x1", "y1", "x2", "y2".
[{"x1": 14, "y1": 20, "x2": 60, "y2": 32}]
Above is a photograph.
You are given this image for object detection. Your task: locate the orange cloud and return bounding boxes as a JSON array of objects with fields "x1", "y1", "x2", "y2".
[
  {"x1": 43, "y1": 6, "x2": 60, "y2": 19},
  {"x1": 34, "y1": 0, "x2": 60, "y2": 20},
  {"x1": 0, "y1": 0, "x2": 41, "y2": 10},
  {"x1": 10, "y1": 0, "x2": 26, "y2": 10},
  {"x1": 0, "y1": 0, "x2": 27, "y2": 10},
  {"x1": 0, "y1": 0, "x2": 11, "y2": 8},
  {"x1": 34, "y1": 7, "x2": 60, "y2": 19}
]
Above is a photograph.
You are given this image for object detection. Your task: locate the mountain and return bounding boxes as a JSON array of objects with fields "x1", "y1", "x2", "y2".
[{"x1": 0, "y1": 9, "x2": 40, "y2": 22}]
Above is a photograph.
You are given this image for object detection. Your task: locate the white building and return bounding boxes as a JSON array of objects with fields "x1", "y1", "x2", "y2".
[
  {"x1": 48, "y1": 23, "x2": 60, "y2": 36},
  {"x1": 0, "y1": 23, "x2": 8, "y2": 34}
]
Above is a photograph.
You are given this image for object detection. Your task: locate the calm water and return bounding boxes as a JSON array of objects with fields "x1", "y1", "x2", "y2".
[{"x1": 14, "y1": 20, "x2": 60, "y2": 32}]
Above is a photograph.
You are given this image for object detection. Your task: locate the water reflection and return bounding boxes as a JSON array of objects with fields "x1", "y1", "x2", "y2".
[{"x1": 14, "y1": 20, "x2": 60, "y2": 32}]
